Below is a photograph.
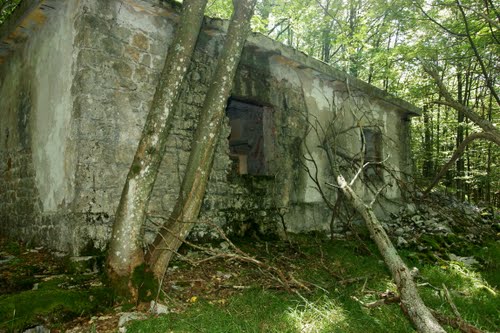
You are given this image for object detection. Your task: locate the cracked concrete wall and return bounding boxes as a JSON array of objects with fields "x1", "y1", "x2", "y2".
[{"x1": 0, "y1": 0, "x2": 416, "y2": 254}]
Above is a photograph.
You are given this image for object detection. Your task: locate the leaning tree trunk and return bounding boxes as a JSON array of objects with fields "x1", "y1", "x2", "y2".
[
  {"x1": 146, "y1": 0, "x2": 258, "y2": 279},
  {"x1": 106, "y1": 0, "x2": 208, "y2": 297},
  {"x1": 421, "y1": 61, "x2": 500, "y2": 146},
  {"x1": 337, "y1": 175, "x2": 446, "y2": 333},
  {"x1": 425, "y1": 132, "x2": 498, "y2": 195}
]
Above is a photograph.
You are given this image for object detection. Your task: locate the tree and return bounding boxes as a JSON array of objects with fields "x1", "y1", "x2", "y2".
[
  {"x1": 298, "y1": 99, "x2": 447, "y2": 332},
  {"x1": 336, "y1": 175, "x2": 446, "y2": 333},
  {"x1": 146, "y1": 0, "x2": 258, "y2": 279},
  {"x1": 415, "y1": 0, "x2": 500, "y2": 196},
  {"x1": 106, "y1": 0, "x2": 208, "y2": 297}
]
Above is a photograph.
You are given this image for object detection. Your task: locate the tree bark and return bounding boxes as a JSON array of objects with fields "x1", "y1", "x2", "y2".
[
  {"x1": 456, "y1": 72, "x2": 465, "y2": 201},
  {"x1": 336, "y1": 175, "x2": 446, "y2": 333},
  {"x1": 106, "y1": 0, "x2": 208, "y2": 296},
  {"x1": 146, "y1": 0, "x2": 257, "y2": 279},
  {"x1": 422, "y1": 105, "x2": 434, "y2": 179},
  {"x1": 424, "y1": 132, "x2": 498, "y2": 195}
]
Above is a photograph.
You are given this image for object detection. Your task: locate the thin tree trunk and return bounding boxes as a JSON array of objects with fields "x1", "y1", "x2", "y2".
[
  {"x1": 146, "y1": 0, "x2": 257, "y2": 279},
  {"x1": 421, "y1": 62, "x2": 500, "y2": 146},
  {"x1": 422, "y1": 105, "x2": 434, "y2": 178},
  {"x1": 425, "y1": 132, "x2": 498, "y2": 195},
  {"x1": 456, "y1": 72, "x2": 465, "y2": 201},
  {"x1": 455, "y1": 0, "x2": 500, "y2": 107},
  {"x1": 336, "y1": 175, "x2": 446, "y2": 333},
  {"x1": 106, "y1": 0, "x2": 208, "y2": 296}
]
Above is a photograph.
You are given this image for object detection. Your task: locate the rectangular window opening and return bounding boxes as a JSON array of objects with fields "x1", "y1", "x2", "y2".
[
  {"x1": 226, "y1": 98, "x2": 275, "y2": 176},
  {"x1": 362, "y1": 128, "x2": 383, "y2": 180}
]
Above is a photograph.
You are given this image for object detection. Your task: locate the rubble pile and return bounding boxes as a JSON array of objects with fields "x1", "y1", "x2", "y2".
[{"x1": 381, "y1": 192, "x2": 499, "y2": 251}]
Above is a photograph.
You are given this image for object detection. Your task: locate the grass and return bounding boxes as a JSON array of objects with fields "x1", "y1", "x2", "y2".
[
  {"x1": 0, "y1": 280, "x2": 106, "y2": 332},
  {"x1": 0, "y1": 236, "x2": 498, "y2": 332},
  {"x1": 0, "y1": 239, "x2": 112, "y2": 332},
  {"x1": 0, "y1": 279, "x2": 110, "y2": 332},
  {"x1": 127, "y1": 237, "x2": 499, "y2": 333}
]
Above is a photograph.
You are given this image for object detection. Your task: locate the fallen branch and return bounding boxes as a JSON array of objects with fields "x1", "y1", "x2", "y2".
[
  {"x1": 339, "y1": 276, "x2": 370, "y2": 286},
  {"x1": 431, "y1": 311, "x2": 484, "y2": 333},
  {"x1": 442, "y1": 284, "x2": 461, "y2": 319},
  {"x1": 151, "y1": 218, "x2": 315, "y2": 293},
  {"x1": 336, "y1": 175, "x2": 446, "y2": 333},
  {"x1": 352, "y1": 293, "x2": 401, "y2": 308}
]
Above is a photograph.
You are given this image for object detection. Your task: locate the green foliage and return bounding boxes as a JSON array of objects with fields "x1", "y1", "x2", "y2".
[
  {"x1": 131, "y1": 264, "x2": 159, "y2": 302},
  {"x1": 0, "y1": 0, "x2": 21, "y2": 26},
  {"x1": 205, "y1": 0, "x2": 233, "y2": 19}
]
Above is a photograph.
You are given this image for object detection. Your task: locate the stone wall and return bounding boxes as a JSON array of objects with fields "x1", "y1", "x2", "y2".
[{"x1": 0, "y1": 0, "x2": 419, "y2": 254}]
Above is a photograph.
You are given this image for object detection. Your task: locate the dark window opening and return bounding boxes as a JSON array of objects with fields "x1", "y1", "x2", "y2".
[
  {"x1": 362, "y1": 128, "x2": 383, "y2": 179},
  {"x1": 226, "y1": 99, "x2": 275, "y2": 176}
]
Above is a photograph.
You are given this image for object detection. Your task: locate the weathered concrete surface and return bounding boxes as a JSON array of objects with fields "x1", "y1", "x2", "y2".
[
  {"x1": 0, "y1": 1, "x2": 79, "y2": 250},
  {"x1": 0, "y1": 0, "x2": 419, "y2": 254}
]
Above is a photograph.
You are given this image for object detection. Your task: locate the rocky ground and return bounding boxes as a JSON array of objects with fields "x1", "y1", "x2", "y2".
[
  {"x1": 384, "y1": 192, "x2": 498, "y2": 251},
  {"x1": 0, "y1": 193, "x2": 498, "y2": 333}
]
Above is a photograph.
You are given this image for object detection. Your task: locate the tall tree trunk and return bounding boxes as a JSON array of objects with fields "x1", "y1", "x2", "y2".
[
  {"x1": 456, "y1": 72, "x2": 465, "y2": 201},
  {"x1": 146, "y1": 0, "x2": 257, "y2": 279},
  {"x1": 422, "y1": 105, "x2": 434, "y2": 179},
  {"x1": 436, "y1": 97, "x2": 441, "y2": 175},
  {"x1": 348, "y1": 0, "x2": 358, "y2": 77},
  {"x1": 485, "y1": 94, "x2": 493, "y2": 204},
  {"x1": 336, "y1": 176, "x2": 446, "y2": 333},
  {"x1": 106, "y1": 0, "x2": 208, "y2": 297}
]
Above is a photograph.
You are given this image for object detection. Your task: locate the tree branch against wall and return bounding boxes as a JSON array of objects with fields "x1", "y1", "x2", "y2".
[
  {"x1": 146, "y1": 0, "x2": 258, "y2": 279},
  {"x1": 106, "y1": 0, "x2": 209, "y2": 299}
]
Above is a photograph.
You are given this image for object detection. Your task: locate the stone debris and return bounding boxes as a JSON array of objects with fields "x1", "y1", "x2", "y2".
[
  {"x1": 118, "y1": 312, "x2": 147, "y2": 329},
  {"x1": 69, "y1": 256, "x2": 99, "y2": 273},
  {"x1": 448, "y1": 254, "x2": 479, "y2": 268},
  {"x1": 381, "y1": 192, "x2": 498, "y2": 250},
  {"x1": 23, "y1": 326, "x2": 50, "y2": 333},
  {"x1": 149, "y1": 300, "x2": 169, "y2": 315}
]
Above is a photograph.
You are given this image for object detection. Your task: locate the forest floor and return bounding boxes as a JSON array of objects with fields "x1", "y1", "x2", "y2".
[{"x1": 0, "y1": 198, "x2": 499, "y2": 332}]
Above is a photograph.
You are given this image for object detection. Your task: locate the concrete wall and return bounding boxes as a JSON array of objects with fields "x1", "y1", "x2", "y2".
[
  {"x1": 0, "y1": 0, "x2": 418, "y2": 254},
  {"x1": 0, "y1": 1, "x2": 79, "y2": 249}
]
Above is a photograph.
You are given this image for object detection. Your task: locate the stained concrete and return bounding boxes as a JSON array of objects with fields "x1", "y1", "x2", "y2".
[{"x1": 0, "y1": 0, "x2": 420, "y2": 254}]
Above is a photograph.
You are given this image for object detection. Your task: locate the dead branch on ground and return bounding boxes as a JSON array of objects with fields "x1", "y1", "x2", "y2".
[
  {"x1": 147, "y1": 216, "x2": 316, "y2": 293},
  {"x1": 335, "y1": 175, "x2": 446, "y2": 332}
]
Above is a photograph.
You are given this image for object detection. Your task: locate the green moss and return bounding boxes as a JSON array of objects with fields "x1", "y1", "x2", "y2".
[
  {"x1": 131, "y1": 163, "x2": 142, "y2": 175},
  {"x1": 0, "y1": 278, "x2": 110, "y2": 331},
  {"x1": 131, "y1": 264, "x2": 159, "y2": 302}
]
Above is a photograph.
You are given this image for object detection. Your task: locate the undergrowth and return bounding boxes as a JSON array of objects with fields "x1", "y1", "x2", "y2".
[
  {"x1": 0, "y1": 236, "x2": 498, "y2": 332},
  {"x1": 127, "y1": 237, "x2": 499, "y2": 333}
]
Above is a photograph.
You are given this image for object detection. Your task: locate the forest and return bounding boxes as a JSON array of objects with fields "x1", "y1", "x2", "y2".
[{"x1": 0, "y1": 0, "x2": 498, "y2": 332}]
